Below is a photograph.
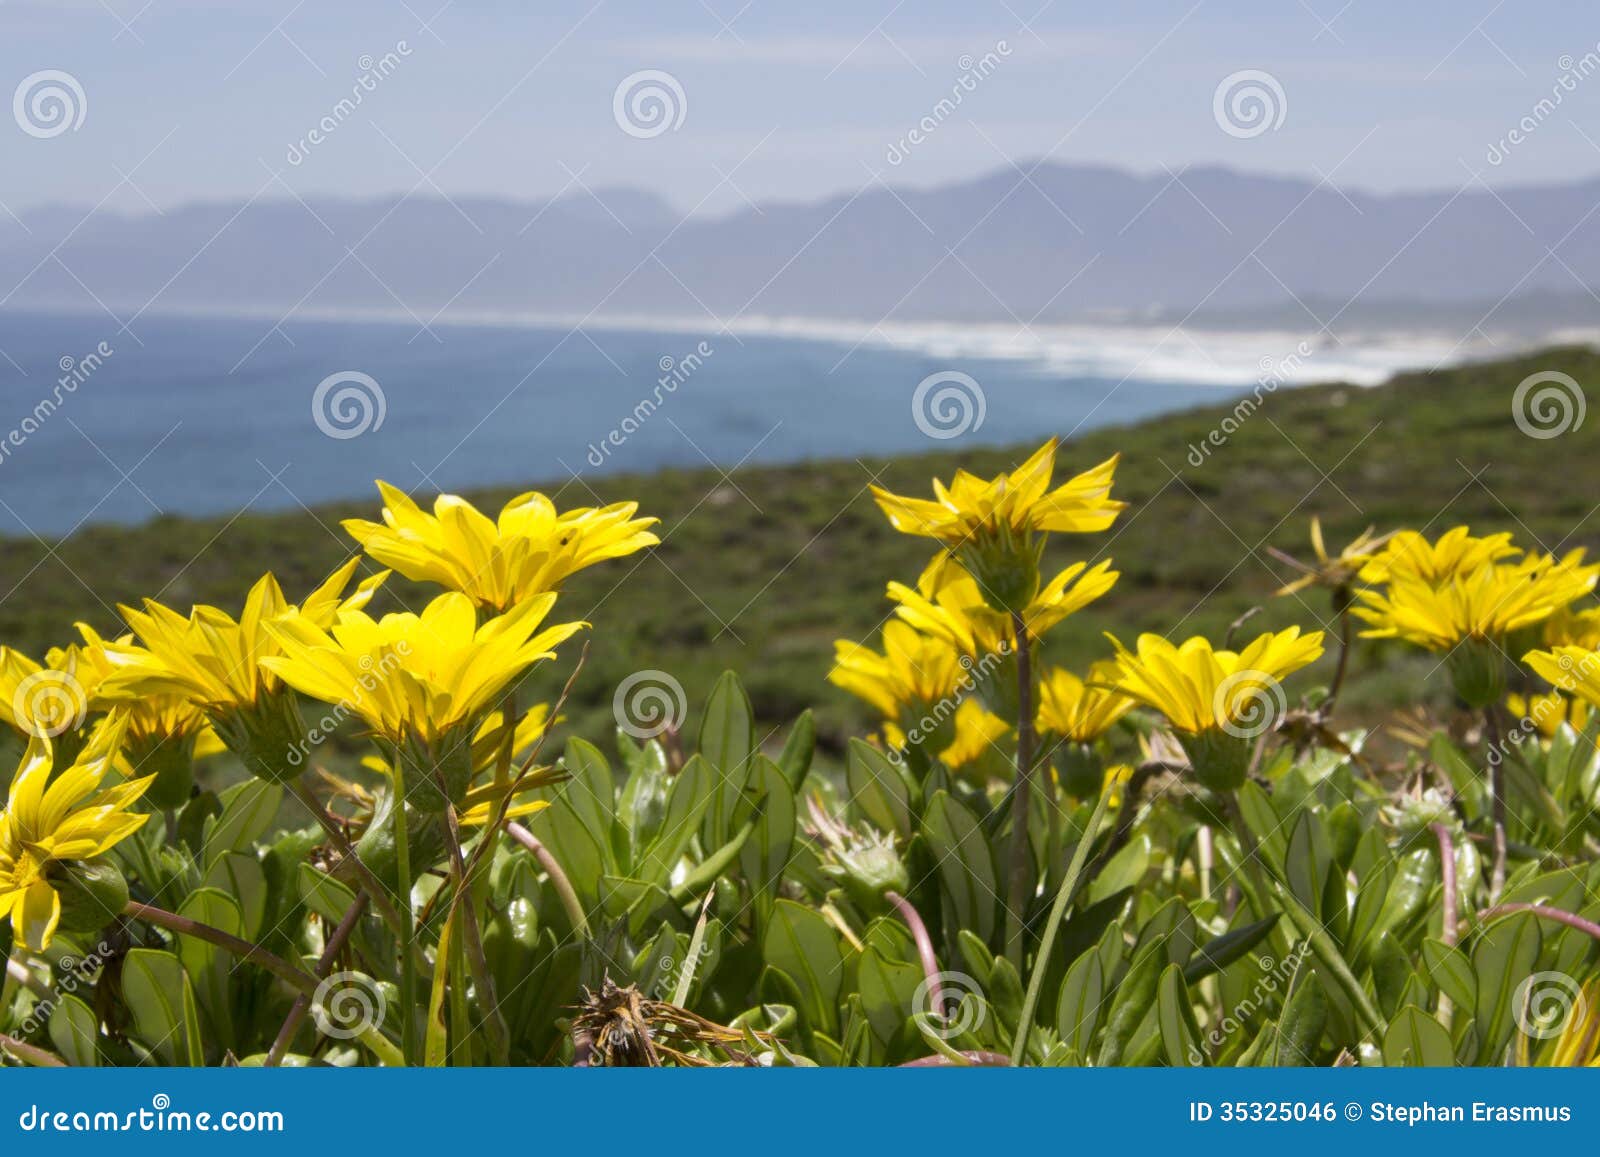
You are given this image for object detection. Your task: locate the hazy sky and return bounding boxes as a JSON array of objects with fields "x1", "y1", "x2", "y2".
[{"x1": 5, "y1": 0, "x2": 1600, "y2": 219}]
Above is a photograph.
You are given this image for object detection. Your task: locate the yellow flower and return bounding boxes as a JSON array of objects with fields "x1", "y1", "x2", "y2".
[
  {"x1": 98, "y1": 559, "x2": 387, "y2": 713},
  {"x1": 829, "y1": 622, "x2": 970, "y2": 720},
  {"x1": 343, "y1": 481, "x2": 659, "y2": 612},
  {"x1": 1357, "y1": 526, "x2": 1517, "y2": 585},
  {"x1": 69, "y1": 624, "x2": 220, "y2": 754},
  {"x1": 0, "y1": 722, "x2": 149, "y2": 950},
  {"x1": 1106, "y1": 628, "x2": 1324, "y2": 736},
  {"x1": 1542, "y1": 977, "x2": 1600, "y2": 1067},
  {"x1": 1523, "y1": 645, "x2": 1600, "y2": 710},
  {"x1": 0, "y1": 645, "x2": 92, "y2": 741},
  {"x1": 261, "y1": 591, "x2": 584, "y2": 807},
  {"x1": 870, "y1": 439, "x2": 1124, "y2": 546},
  {"x1": 1543, "y1": 605, "x2": 1600, "y2": 649},
  {"x1": 888, "y1": 553, "x2": 1118, "y2": 654},
  {"x1": 932, "y1": 698, "x2": 1010, "y2": 771},
  {"x1": 1036, "y1": 661, "x2": 1134, "y2": 743},
  {"x1": 1271, "y1": 517, "x2": 1393, "y2": 597},
  {"x1": 1353, "y1": 551, "x2": 1599, "y2": 652},
  {"x1": 1505, "y1": 690, "x2": 1587, "y2": 739}
]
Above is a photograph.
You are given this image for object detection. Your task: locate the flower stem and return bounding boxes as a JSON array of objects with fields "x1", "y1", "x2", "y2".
[
  {"x1": 506, "y1": 821, "x2": 590, "y2": 936},
  {"x1": 899, "y1": 1050, "x2": 1011, "y2": 1067},
  {"x1": 1484, "y1": 705, "x2": 1508, "y2": 903},
  {"x1": 886, "y1": 890, "x2": 941, "y2": 1010},
  {"x1": 438, "y1": 790, "x2": 511, "y2": 1065},
  {"x1": 1012, "y1": 782, "x2": 1116, "y2": 1065},
  {"x1": 0, "y1": 1032, "x2": 66, "y2": 1067},
  {"x1": 287, "y1": 778, "x2": 406, "y2": 937},
  {"x1": 1432, "y1": 823, "x2": 1459, "y2": 948},
  {"x1": 1005, "y1": 611, "x2": 1036, "y2": 969},
  {"x1": 391, "y1": 760, "x2": 418, "y2": 1066},
  {"x1": 1478, "y1": 902, "x2": 1600, "y2": 943},
  {"x1": 265, "y1": 892, "x2": 369, "y2": 1067},
  {"x1": 122, "y1": 901, "x2": 319, "y2": 996},
  {"x1": 1325, "y1": 593, "x2": 1353, "y2": 711}
]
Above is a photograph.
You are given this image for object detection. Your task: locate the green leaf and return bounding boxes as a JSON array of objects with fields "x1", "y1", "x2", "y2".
[
  {"x1": 1472, "y1": 910, "x2": 1542, "y2": 1063},
  {"x1": 776, "y1": 710, "x2": 816, "y2": 793},
  {"x1": 1383, "y1": 1006, "x2": 1455, "y2": 1066},
  {"x1": 1420, "y1": 938, "x2": 1476, "y2": 1014},
  {"x1": 48, "y1": 995, "x2": 100, "y2": 1067},
  {"x1": 699, "y1": 671, "x2": 754, "y2": 847},
  {"x1": 921, "y1": 791, "x2": 997, "y2": 944},
  {"x1": 635, "y1": 755, "x2": 715, "y2": 888},
  {"x1": 121, "y1": 948, "x2": 203, "y2": 1065},
  {"x1": 1087, "y1": 834, "x2": 1150, "y2": 903},
  {"x1": 1285, "y1": 809, "x2": 1334, "y2": 923},
  {"x1": 846, "y1": 739, "x2": 914, "y2": 839},
  {"x1": 1184, "y1": 915, "x2": 1281, "y2": 984},
  {"x1": 739, "y1": 757, "x2": 797, "y2": 932},
  {"x1": 297, "y1": 862, "x2": 358, "y2": 924},
  {"x1": 558, "y1": 739, "x2": 619, "y2": 872},
  {"x1": 200, "y1": 781, "x2": 282, "y2": 870},
  {"x1": 1156, "y1": 963, "x2": 1203, "y2": 1067},
  {"x1": 202, "y1": 852, "x2": 267, "y2": 941},
  {"x1": 855, "y1": 946, "x2": 921, "y2": 1048},
  {"x1": 1054, "y1": 949, "x2": 1104, "y2": 1058},
  {"x1": 1268, "y1": 961, "x2": 1327, "y2": 1066},
  {"x1": 763, "y1": 900, "x2": 843, "y2": 1036},
  {"x1": 176, "y1": 887, "x2": 244, "y2": 1042}
]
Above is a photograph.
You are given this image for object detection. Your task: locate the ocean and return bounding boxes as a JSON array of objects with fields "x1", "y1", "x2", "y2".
[{"x1": 0, "y1": 309, "x2": 1436, "y2": 537}]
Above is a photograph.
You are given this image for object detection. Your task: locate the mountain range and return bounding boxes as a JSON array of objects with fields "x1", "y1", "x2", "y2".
[{"x1": 4, "y1": 161, "x2": 1600, "y2": 332}]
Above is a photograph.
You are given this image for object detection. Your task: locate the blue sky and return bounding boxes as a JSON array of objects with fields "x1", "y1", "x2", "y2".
[{"x1": 4, "y1": 0, "x2": 1600, "y2": 217}]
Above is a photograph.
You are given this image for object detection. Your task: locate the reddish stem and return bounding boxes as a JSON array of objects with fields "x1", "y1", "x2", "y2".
[
  {"x1": 886, "y1": 890, "x2": 941, "y2": 1011},
  {"x1": 1431, "y1": 823, "x2": 1458, "y2": 947},
  {"x1": 1477, "y1": 903, "x2": 1600, "y2": 944},
  {"x1": 899, "y1": 1051, "x2": 1011, "y2": 1067}
]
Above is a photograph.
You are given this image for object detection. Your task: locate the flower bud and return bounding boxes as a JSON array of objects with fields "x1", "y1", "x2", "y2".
[
  {"x1": 127, "y1": 732, "x2": 198, "y2": 811},
  {"x1": 1448, "y1": 639, "x2": 1506, "y2": 709},
  {"x1": 1055, "y1": 742, "x2": 1103, "y2": 798},
  {"x1": 1178, "y1": 728, "x2": 1252, "y2": 793},
  {"x1": 212, "y1": 690, "x2": 310, "y2": 784},
  {"x1": 819, "y1": 827, "x2": 909, "y2": 912}
]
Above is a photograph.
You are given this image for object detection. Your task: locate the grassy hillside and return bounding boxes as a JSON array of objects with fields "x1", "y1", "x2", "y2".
[{"x1": 5, "y1": 344, "x2": 1597, "y2": 757}]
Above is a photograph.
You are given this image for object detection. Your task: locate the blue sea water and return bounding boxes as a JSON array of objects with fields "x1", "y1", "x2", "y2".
[{"x1": 0, "y1": 310, "x2": 1246, "y2": 537}]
